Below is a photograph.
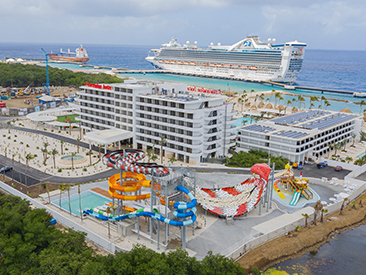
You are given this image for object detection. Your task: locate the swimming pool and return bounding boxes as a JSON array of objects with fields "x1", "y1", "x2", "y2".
[
  {"x1": 231, "y1": 117, "x2": 257, "y2": 128},
  {"x1": 357, "y1": 152, "x2": 365, "y2": 159},
  {"x1": 52, "y1": 191, "x2": 112, "y2": 216}
]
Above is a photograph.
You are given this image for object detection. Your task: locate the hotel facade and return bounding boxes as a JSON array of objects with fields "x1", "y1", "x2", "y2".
[
  {"x1": 236, "y1": 110, "x2": 363, "y2": 163},
  {"x1": 77, "y1": 80, "x2": 236, "y2": 164}
]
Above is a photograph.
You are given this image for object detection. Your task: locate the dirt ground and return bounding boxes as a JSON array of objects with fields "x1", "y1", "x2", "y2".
[
  {"x1": 237, "y1": 191, "x2": 366, "y2": 273},
  {"x1": 0, "y1": 86, "x2": 78, "y2": 109}
]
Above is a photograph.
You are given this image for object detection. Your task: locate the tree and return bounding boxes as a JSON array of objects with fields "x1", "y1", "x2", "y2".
[
  {"x1": 302, "y1": 213, "x2": 311, "y2": 228},
  {"x1": 5, "y1": 121, "x2": 13, "y2": 134},
  {"x1": 17, "y1": 154, "x2": 23, "y2": 183},
  {"x1": 297, "y1": 95, "x2": 305, "y2": 109},
  {"x1": 146, "y1": 148, "x2": 153, "y2": 163},
  {"x1": 340, "y1": 198, "x2": 348, "y2": 214},
  {"x1": 77, "y1": 183, "x2": 82, "y2": 221},
  {"x1": 51, "y1": 148, "x2": 58, "y2": 168},
  {"x1": 25, "y1": 153, "x2": 35, "y2": 187},
  {"x1": 42, "y1": 141, "x2": 49, "y2": 165},
  {"x1": 160, "y1": 135, "x2": 166, "y2": 164},
  {"x1": 105, "y1": 206, "x2": 113, "y2": 239},
  {"x1": 3, "y1": 147, "x2": 7, "y2": 181},
  {"x1": 169, "y1": 157, "x2": 177, "y2": 166},
  {"x1": 350, "y1": 201, "x2": 358, "y2": 209},
  {"x1": 76, "y1": 137, "x2": 81, "y2": 153},
  {"x1": 351, "y1": 133, "x2": 357, "y2": 147},
  {"x1": 359, "y1": 100, "x2": 366, "y2": 114},
  {"x1": 345, "y1": 156, "x2": 353, "y2": 163},
  {"x1": 59, "y1": 183, "x2": 65, "y2": 210},
  {"x1": 71, "y1": 152, "x2": 77, "y2": 170},
  {"x1": 64, "y1": 115, "x2": 75, "y2": 135},
  {"x1": 60, "y1": 139, "x2": 65, "y2": 155},
  {"x1": 313, "y1": 200, "x2": 323, "y2": 226},
  {"x1": 11, "y1": 153, "x2": 16, "y2": 183},
  {"x1": 151, "y1": 155, "x2": 158, "y2": 162},
  {"x1": 324, "y1": 100, "x2": 331, "y2": 109},
  {"x1": 327, "y1": 143, "x2": 334, "y2": 158},
  {"x1": 310, "y1": 96, "x2": 319, "y2": 110},
  {"x1": 86, "y1": 149, "x2": 93, "y2": 165},
  {"x1": 65, "y1": 184, "x2": 72, "y2": 215},
  {"x1": 320, "y1": 209, "x2": 328, "y2": 222}
]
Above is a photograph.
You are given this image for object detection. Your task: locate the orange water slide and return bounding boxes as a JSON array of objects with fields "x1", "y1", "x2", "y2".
[{"x1": 108, "y1": 172, "x2": 152, "y2": 201}]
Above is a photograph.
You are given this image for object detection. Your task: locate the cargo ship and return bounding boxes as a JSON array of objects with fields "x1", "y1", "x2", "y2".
[
  {"x1": 146, "y1": 36, "x2": 306, "y2": 83},
  {"x1": 49, "y1": 45, "x2": 89, "y2": 63}
]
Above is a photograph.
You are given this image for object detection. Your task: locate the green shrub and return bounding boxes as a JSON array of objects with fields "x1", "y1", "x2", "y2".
[
  {"x1": 34, "y1": 154, "x2": 37, "y2": 157},
  {"x1": 7, "y1": 136, "x2": 10, "y2": 139},
  {"x1": 83, "y1": 168, "x2": 87, "y2": 171},
  {"x1": 14, "y1": 135, "x2": 17, "y2": 137},
  {"x1": 252, "y1": 266, "x2": 260, "y2": 275},
  {"x1": 51, "y1": 130, "x2": 54, "y2": 132},
  {"x1": 20, "y1": 142, "x2": 23, "y2": 144},
  {"x1": 65, "y1": 148, "x2": 68, "y2": 151},
  {"x1": 13, "y1": 140, "x2": 16, "y2": 142},
  {"x1": 58, "y1": 168, "x2": 62, "y2": 172},
  {"x1": 58, "y1": 131, "x2": 61, "y2": 133},
  {"x1": 36, "y1": 146, "x2": 39, "y2": 149},
  {"x1": 2, "y1": 135, "x2": 5, "y2": 137},
  {"x1": 44, "y1": 128, "x2": 47, "y2": 131},
  {"x1": 26, "y1": 144, "x2": 29, "y2": 147}
]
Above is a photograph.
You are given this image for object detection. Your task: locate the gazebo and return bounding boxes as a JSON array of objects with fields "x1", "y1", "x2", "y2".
[
  {"x1": 258, "y1": 101, "x2": 265, "y2": 108},
  {"x1": 340, "y1": 108, "x2": 353, "y2": 113},
  {"x1": 265, "y1": 103, "x2": 273, "y2": 109}
]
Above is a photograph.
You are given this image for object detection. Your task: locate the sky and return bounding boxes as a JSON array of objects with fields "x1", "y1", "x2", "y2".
[{"x1": 1, "y1": 0, "x2": 366, "y2": 50}]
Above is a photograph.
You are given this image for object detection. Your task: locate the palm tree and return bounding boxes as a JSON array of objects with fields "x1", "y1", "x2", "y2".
[
  {"x1": 66, "y1": 184, "x2": 72, "y2": 215},
  {"x1": 320, "y1": 209, "x2": 328, "y2": 222},
  {"x1": 64, "y1": 115, "x2": 75, "y2": 135},
  {"x1": 11, "y1": 153, "x2": 16, "y2": 183},
  {"x1": 3, "y1": 147, "x2": 7, "y2": 181},
  {"x1": 350, "y1": 201, "x2": 358, "y2": 210},
  {"x1": 302, "y1": 213, "x2": 311, "y2": 228},
  {"x1": 160, "y1": 135, "x2": 166, "y2": 164},
  {"x1": 59, "y1": 183, "x2": 65, "y2": 210},
  {"x1": 46, "y1": 182, "x2": 51, "y2": 204},
  {"x1": 313, "y1": 200, "x2": 323, "y2": 226},
  {"x1": 351, "y1": 133, "x2": 357, "y2": 147},
  {"x1": 310, "y1": 96, "x2": 319, "y2": 110},
  {"x1": 327, "y1": 143, "x2": 334, "y2": 158},
  {"x1": 17, "y1": 154, "x2": 23, "y2": 184},
  {"x1": 51, "y1": 148, "x2": 58, "y2": 168},
  {"x1": 105, "y1": 206, "x2": 113, "y2": 239},
  {"x1": 25, "y1": 153, "x2": 34, "y2": 187},
  {"x1": 79, "y1": 121, "x2": 82, "y2": 138},
  {"x1": 76, "y1": 137, "x2": 81, "y2": 153},
  {"x1": 259, "y1": 93, "x2": 265, "y2": 101},
  {"x1": 71, "y1": 152, "x2": 77, "y2": 170},
  {"x1": 340, "y1": 198, "x2": 348, "y2": 215},
  {"x1": 77, "y1": 183, "x2": 82, "y2": 221},
  {"x1": 345, "y1": 156, "x2": 353, "y2": 163},
  {"x1": 320, "y1": 96, "x2": 327, "y2": 108},
  {"x1": 359, "y1": 100, "x2": 366, "y2": 114},
  {"x1": 146, "y1": 148, "x2": 153, "y2": 163},
  {"x1": 151, "y1": 155, "x2": 158, "y2": 162},
  {"x1": 86, "y1": 149, "x2": 93, "y2": 165},
  {"x1": 60, "y1": 139, "x2": 65, "y2": 155},
  {"x1": 324, "y1": 100, "x2": 331, "y2": 109},
  {"x1": 297, "y1": 95, "x2": 305, "y2": 109},
  {"x1": 5, "y1": 121, "x2": 13, "y2": 134},
  {"x1": 169, "y1": 157, "x2": 177, "y2": 166},
  {"x1": 274, "y1": 92, "x2": 282, "y2": 107}
]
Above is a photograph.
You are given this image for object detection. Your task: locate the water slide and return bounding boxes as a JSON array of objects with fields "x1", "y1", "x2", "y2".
[
  {"x1": 302, "y1": 187, "x2": 313, "y2": 200},
  {"x1": 289, "y1": 190, "x2": 301, "y2": 206},
  {"x1": 84, "y1": 149, "x2": 197, "y2": 227},
  {"x1": 193, "y1": 163, "x2": 271, "y2": 218},
  {"x1": 273, "y1": 179, "x2": 285, "y2": 199},
  {"x1": 84, "y1": 185, "x2": 197, "y2": 226}
]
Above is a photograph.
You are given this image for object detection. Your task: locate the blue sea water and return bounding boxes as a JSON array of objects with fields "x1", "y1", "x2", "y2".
[{"x1": 1, "y1": 42, "x2": 366, "y2": 271}]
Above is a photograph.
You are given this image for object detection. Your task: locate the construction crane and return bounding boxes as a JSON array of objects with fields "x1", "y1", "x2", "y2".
[{"x1": 41, "y1": 48, "x2": 50, "y2": 95}]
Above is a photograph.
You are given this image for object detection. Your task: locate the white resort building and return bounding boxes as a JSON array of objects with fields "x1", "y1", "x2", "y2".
[
  {"x1": 77, "y1": 80, "x2": 236, "y2": 164},
  {"x1": 236, "y1": 110, "x2": 363, "y2": 163}
]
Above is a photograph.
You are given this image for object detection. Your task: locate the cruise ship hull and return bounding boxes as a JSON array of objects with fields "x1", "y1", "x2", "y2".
[{"x1": 146, "y1": 37, "x2": 306, "y2": 83}]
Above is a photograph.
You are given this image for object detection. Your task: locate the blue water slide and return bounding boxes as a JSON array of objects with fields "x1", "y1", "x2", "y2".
[
  {"x1": 289, "y1": 190, "x2": 301, "y2": 206},
  {"x1": 84, "y1": 184, "x2": 197, "y2": 227}
]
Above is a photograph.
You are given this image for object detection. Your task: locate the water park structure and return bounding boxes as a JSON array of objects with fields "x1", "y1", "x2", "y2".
[
  {"x1": 273, "y1": 163, "x2": 314, "y2": 206},
  {"x1": 84, "y1": 149, "x2": 198, "y2": 250}
]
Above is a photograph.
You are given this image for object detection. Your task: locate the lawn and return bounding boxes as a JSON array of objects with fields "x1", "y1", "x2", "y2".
[{"x1": 57, "y1": 114, "x2": 80, "y2": 123}]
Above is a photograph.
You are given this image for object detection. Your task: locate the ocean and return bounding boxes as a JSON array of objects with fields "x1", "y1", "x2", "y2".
[{"x1": 1, "y1": 42, "x2": 366, "y2": 273}]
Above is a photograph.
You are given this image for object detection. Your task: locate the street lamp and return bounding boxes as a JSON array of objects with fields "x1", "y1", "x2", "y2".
[{"x1": 41, "y1": 48, "x2": 50, "y2": 95}]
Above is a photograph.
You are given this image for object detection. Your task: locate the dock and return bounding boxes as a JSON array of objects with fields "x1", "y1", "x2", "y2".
[{"x1": 4, "y1": 56, "x2": 358, "y2": 96}]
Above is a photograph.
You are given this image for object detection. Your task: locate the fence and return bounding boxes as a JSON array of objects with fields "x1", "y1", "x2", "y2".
[{"x1": 0, "y1": 181, "x2": 125, "y2": 254}]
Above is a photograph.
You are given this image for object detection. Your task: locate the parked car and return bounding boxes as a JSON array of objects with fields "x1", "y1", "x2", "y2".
[
  {"x1": 335, "y1": 165, "x2": 343, "y2": 172},
  {"x1": 317, "y1": 161, "x2": 328, "y2": 169},
  {"x1": 0, "y1": 166, "x2": 13, "y2": 173}
]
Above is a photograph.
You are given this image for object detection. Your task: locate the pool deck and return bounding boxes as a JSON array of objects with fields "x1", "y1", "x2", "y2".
[{"x1": 91, "y1": 187, "x2": 113, "y2": 199}]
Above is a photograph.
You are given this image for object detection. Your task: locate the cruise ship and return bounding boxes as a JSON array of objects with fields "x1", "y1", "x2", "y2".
[{"x1": 146, "y1": 36, "x2": 306, "y2": 83}]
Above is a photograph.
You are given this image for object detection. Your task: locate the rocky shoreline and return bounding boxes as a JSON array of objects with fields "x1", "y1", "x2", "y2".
[{"x1": 236, "y1": 192, "x2": 366, "y2": 273}]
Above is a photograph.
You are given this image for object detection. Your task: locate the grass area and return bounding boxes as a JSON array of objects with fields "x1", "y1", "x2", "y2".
[{"x1": 56, "y1": 114, "x2": 79, "y2": 122}]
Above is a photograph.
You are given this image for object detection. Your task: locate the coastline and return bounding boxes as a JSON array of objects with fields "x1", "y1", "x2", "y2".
[{"x1": 236, "y1": 191, "x2": 366, "y2": 272}]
